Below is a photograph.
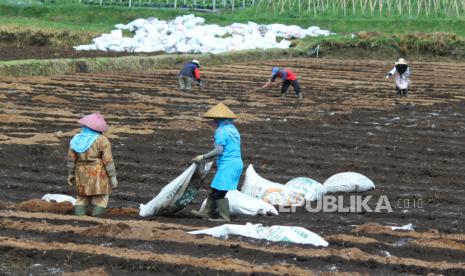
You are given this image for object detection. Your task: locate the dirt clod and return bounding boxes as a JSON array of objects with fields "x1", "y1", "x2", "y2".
[{"x1": 14, "y1": 199, "x2": 73, "y2": 214}]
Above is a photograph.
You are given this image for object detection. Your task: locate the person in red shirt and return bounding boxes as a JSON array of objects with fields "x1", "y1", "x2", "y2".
[
  {"x1": 263, "y1": 67, "x2": 303, "y2": 99},
  {"x1": 179, "y1": 59, "x2": 201, "y2": 91}
]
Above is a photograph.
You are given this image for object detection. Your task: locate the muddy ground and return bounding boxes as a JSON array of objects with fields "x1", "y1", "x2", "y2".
[
  {"x1": 1, "y1": 58, "x2": 465, "y2": 275},
  {"x1": 0, "y1": 43, "x2": 161, "y2": 61}
]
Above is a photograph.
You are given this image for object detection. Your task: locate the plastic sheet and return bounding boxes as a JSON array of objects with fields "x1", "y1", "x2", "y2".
[{"x1": 189, "y1": 223, "x2": 329, "y2": 246}]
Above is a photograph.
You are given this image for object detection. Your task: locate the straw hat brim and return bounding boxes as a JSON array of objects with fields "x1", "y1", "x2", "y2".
[{"x1": 204, "y1": 102, "x2": 238, "y2": 119}]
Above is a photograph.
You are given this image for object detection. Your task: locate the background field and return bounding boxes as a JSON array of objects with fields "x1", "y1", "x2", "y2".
[
  {"x1": 1, "y1": 0, "x2": 465, "y2": 65},
  {"x1": 1, "y1": 58, "x2": 465, "y2": 274},
  {"x1": 2, "y1": 0, "x2": 465, "y2": 34},
  {"x1": 2, "y1": 1, "x2": 465, "y2": 275}
]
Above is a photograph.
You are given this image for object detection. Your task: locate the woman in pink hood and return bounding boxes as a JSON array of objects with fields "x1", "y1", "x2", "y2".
[{"x1": 67, "y1": 112, "x2": 117, "y2": 217}]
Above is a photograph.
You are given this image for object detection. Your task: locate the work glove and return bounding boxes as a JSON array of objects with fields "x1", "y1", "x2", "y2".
[
  {"x1": 385, "y1": 73, "x2": 392, "y2": 79},
  {"x1": 105, "y1": 162, "x2": 118, "y2": 189},
  {"x1": 67, "y1": 160, "x2": 75, "y2": 186},
  {"x1": 192, "y1": 155, "x2": 204, "y2": 163}
]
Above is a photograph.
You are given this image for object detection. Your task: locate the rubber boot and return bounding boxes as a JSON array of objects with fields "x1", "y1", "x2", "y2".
[
  {"x1": 74, "y1": 205, "x2": 87, "y2": 216},
  {"x1": 92, "y1": 206, "x2": 106, "y2": 217},
  {"x1": 209, "y1": 199, "x2": 231, "y2": 222},
  {"x1": 297, "y1": 93, "x2": 303, "y2": 99},
  {"x1": 280, "y1": 93, "x2": 287, "y2": 98},
  {"x1": 191, "y1": 197, "x2": 215, "y2": 219}
]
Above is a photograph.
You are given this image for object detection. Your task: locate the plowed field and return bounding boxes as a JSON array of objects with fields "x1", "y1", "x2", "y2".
[{"x1": 1, "y1": 58, "x2": 465, "y2": 275}]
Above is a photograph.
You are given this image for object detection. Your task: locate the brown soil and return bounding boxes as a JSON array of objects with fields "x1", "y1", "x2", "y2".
[
  {"x1": 2, "y1": 210, "x2": 465, "y2": 273},
  {"x1": 0, "y1": 235, "x2": 315, "y2": 275},
  {"x1": 32, "y1": 94, "x2": 70, "y2": 104},
  {"x1": 0, "y1": 43, "x2": 160, "y2": 61},
  {"x1": 14, "y1": 199, "x2": 73, "y2": 214},
  {"x1": 106, "y1": 207, "x2": 139, "y2": 217}
]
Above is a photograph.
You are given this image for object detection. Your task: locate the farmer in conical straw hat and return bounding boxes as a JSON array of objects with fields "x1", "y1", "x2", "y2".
[
  {"x1": 262, "y1": 66, "x2": 303, "y2": 99},
  {"x1": 67, "y1": 112, "x2": 118, "y2": 217},
  {"x1": 385, "y1": 58, "x2": 411, "y2": 97},
  {"x1": 179, "y1": 59, "x2": 201, "y2": 91},
  {"x1": 191, "y1": 103, "x2": 243, "y2": 222}
]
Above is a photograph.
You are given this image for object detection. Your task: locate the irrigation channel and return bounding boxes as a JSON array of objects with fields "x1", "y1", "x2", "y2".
[{"x1": 1, "y1": 58, "x2": 465, "y2": 274}]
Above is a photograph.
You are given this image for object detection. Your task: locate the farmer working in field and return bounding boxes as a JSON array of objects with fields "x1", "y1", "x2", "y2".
[
  {"x1": 263, "y1": 66, "x2": 303, "y2": 99},
  {"x1": 191, "y1": 103, "x2": 243, "y2": 222},
  {"x1": 67, "y1": 112, "x2": 118, "y2": 217},
  {"x1": 179, "y1": 59, "x2": 201, "y2": 91},
  {"x1": 385, "y1": 58, "x2": 411, "y2": 97}
]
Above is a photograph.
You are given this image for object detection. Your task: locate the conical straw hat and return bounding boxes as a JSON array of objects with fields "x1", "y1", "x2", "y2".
[
  {"x1": 78, "y1": 112, "x2": 109, "y2": 132},
  {"x1": 204, "y1": 102, "x2": 238, "y2": 119},
  {"x1": 395, "y1": 58, "x2": 408, "y2": 65}
]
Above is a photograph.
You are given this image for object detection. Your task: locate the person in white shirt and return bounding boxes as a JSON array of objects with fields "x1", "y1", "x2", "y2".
[{"x1": 386, "y1": 58, "x2": 411, "y2": 97}]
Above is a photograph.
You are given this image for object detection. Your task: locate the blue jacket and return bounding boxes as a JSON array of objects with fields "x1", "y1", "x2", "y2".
[
  {"x1": 210, "y1": 120, "x2": 243, "y2": 191},
  {"x1": 179, "y1": 62, "x2": 200, "y2": 80}
]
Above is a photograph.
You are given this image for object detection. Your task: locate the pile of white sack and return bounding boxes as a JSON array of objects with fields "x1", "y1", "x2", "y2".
[
  {"x1": 239, "y1": 164, "x2": 375, "y2": 209},
  {"x1": 74, "y1": 14, "x2": 334, "y2": 53}
]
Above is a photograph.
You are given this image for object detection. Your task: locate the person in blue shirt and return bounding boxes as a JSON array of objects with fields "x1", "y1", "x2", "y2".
[
  {"x1": 179, "y1": 59, "x2": 201, "y2": 91},
  {"x1": 191, "y1": 102, "x2": 243, "y2": 222}
]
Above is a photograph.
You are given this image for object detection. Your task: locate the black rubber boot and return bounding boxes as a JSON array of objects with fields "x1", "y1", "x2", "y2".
[
  {"x1": 191, "y1": 197, "x2": 215, "y2": 219},
  {"x1": 209, "y1": 199, "x2": 231, "y2": 222}
]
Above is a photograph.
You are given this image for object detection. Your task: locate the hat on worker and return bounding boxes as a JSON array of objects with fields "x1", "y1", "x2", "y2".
[
  {"x1": 192, "y1": 59, "x2": 200, "y2": 67},
  {"x1": 204, "y1": 102, "x2": 238, "y2": 119},
  {"x1": 395, "y1": 58, "x2": 408, "y2": 65},
  {"x1": 271, "y1": 67, "x2": 280, "y2": 76},
  {"x1": 78, "y1": 112, "x2": 109, "y2": 132}
]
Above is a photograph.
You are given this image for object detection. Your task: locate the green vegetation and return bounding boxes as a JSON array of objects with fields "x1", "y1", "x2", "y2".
[
  {"x1": 0, "y1": 48, "x2": 306, "y2": 76},
  {"x1": 297, "y1": 32, "x2": 465, "y2": 61},
  {"x1": 1, "y1": 0, "x2": 465, "y2": 35}
]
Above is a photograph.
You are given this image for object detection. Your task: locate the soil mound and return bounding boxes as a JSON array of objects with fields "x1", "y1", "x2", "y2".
[
  {"x1": 32, "y1": 95, "x2": 70, "y2": 104},
  {"x1": 107, "y1": 207, "x2": 139, "y2": 217},
  {"x1": 82, "y1": 222, "x2": 131, "y2": 237},
  {"x1": 354, "y1": 223, "x2": 389, "y2": 233},
  {"x1": 14, "y1": 199, "x2": 73, "y2": 214}
]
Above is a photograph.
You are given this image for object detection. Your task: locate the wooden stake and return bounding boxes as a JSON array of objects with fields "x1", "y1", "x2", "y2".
[
  {"x1": 426, "y1": 0, "x2": 430, "y2": 16},
  {"x1": 362, "y1": 0, "x2": 369, "y2": 15},
  {"x1": 417, "y1": 0, "x2": 422, "y2": 16}
]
